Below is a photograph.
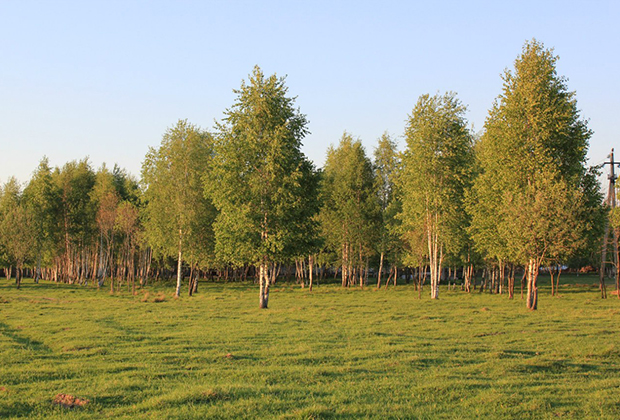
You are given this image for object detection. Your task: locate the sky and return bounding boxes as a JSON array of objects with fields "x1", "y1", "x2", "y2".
[{"x1": 1, "y1": 0, "x2": 619, "y2": 185}]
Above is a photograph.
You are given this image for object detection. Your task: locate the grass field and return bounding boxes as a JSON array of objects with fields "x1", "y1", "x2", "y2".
[{"x1": 1, "y1": 275, "x2": 619, "y2": 419}]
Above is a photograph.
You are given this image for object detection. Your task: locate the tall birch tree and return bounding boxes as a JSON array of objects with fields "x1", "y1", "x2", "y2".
[
  {"x1": 53, "y1": 159, "x2": 96, "y2": 283},
  {"x1": 23, "y1": 157, "x2": 60, "y2": 283},
  {"x1": 206, "y1": 66, "x2": 316, "y2": 308},
  {"x1": 319, "y1": 133, "x2": 380, "y2": 288},
  {"x1": 398, "y1": 93, "x2": 473, "y2": 299},
  {"x1": 373, "y1": 133, "x2": 400, "y2": 288},
  {"x1": 468, "y1": 39, "x2": 597, "y2": 309},
  {"x1": 141, "y1": 120, "x2": 216, "y2": 297}
]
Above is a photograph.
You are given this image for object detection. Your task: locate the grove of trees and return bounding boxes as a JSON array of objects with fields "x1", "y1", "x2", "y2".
[{"x1": 0, "y1": 40, "x2": 611, "y2": 310}]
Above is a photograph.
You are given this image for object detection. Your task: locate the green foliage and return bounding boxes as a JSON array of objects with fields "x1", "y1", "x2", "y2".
[
  {"x1": 318, "y1": 133, "x2": 380, "y2": 274},
  {"x1": 141, "y1": 119, "x2": 216, "y2": 266},
  {"x1": 206, "y1": 66, "x2": 317, "y2": 267},
  {"x1": 500, "y1": 170, "x2": 586, "y2": 264},
  {"x1": 0, "y1": 178, "x2": 35, "y2": 269},
  {"x1": 54, "y1": 159, "x2": 97, "y2": 250},
  {"x1": 468, "y1": 39, "x2": 599, "y2": 268},
  {"x1": 22, "y1": 158, "x2": 61, "y2": 267},
  {"x1": 112, "y1": 164, "x2": 140, "y2": 205},
  {"x1": 373, "y1": 133, "x2": 401, "y2": 264},
  {"x1": 398, "y1": 92, "x2": 474, "y2": 268}
]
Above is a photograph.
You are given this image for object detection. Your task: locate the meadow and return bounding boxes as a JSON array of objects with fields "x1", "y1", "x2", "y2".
[{"x1": 0, "y1": 275, "x2": 619, "y2": 419}]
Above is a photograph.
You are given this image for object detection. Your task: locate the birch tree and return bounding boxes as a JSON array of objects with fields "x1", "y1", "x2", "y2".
[
  {"x1": 141, "y1": 119, "x2": 215, "y2": 297},
  {"x1": 318, "y1": 133, "x2": 380, "y2": 288},
  {"x1": 0, "y1": 178, "x2": 35, "y2": 288},
  {"x1": 53, "y1": 159, "x2": 97, "y2": 284},
  {"x1": 206, "y1": 66, "x2": 316, "y2": 308},
  {"x1": 468, "y1": 39, "x2": 597, "y2": 309},
  {"x1": 373, "y1": 133, "x2": 401, "y2": 289},
  {"x1": 92, "y1": 166, "x2": 119, "y2": 289},
  {"x1": 398, "y1": 93, "x2": 473, "y2": 299},
  {"x1": 22, "y1": 157, "x2": 60, "y2": 283}
]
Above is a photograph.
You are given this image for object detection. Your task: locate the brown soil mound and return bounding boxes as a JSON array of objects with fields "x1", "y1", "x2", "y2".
[{"x1": 53, "y1": 393, "x2": 89, "y2": 408}]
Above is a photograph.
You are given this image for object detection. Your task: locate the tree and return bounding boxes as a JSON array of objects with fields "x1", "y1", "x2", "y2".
[
  {"x1": 468, "y1": 39, "x2": 597, "y2": 309},
  {"x1": 115, "y1": 200, "x2": 141, "y2": 295},
  {"x1": 398, "y1": 93, "x2": 473, "y2": 299},
  {"x1": 500, "y1": 170, "x2": 587, "y2": 308},
  {"x1": 318, "y1": 133, "x2": 380, "y2": 288},
  {"x1": 289, "y1": 160, "x2": 321, "y2": 291},
  {"x1": 22, "y1": 157, "x2": 60, "y2": 283},
  {"x1": 0, "y1": 178, "x2": 35, "y2": 288},
  {"x1": 52, "y1": 159, "x2": 97, "y2": 284},
  {"x1": 141, "y1": 119, "x2": 216, "y2": 297},
  {"x1": 206, "y1": 66, "x2": 317, "y2": 308},
  {"x1": 373, "y1": 133, "x2": 400, "y2": 289},
  {"x1": 91, "y1": 165, "x2": 119, "y2": 289}
]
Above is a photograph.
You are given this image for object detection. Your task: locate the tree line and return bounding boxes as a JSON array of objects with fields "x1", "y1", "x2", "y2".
[{"x1": 0, "y1": 40, "x2": 610, "y2": 310}]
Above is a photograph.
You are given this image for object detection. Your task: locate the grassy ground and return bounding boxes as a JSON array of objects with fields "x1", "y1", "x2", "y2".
[{"x1": 0, "y1": 274, "x2": 619, "y2": 419}]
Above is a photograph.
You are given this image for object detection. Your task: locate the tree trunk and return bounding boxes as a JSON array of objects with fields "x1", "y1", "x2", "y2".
[
  {"x1": 130, "y1": 247, "x2": 136, "y2": 295},
  {"x1": 188, "y1": 263, "x2": 195, "y2": 296},
  {"x1": 377, "y1": 252, "x2": 384, "y2": 290},
  {"x1": 341, "y1": 243, "x2": 348, "y2": 287},
  {"x1": 308, "y1": 255, "x2": 314, "y2": 292},
  {"x1": 259, "y1": 258, "x2": 269, "y2": 309},
  {"x1": 384, "y1": 266, "x2": 392, "y2": 290},
  {"x1": 15, "y1": 266, "x2": 22, "y2": 289},
  {"x1": 499, "y1": 260, "x2": 505, "y2": 295},
  {"x1": 35, "y1": 252, "x2": 41, "y2": 284},
  {"x1": 526, "y1": 258, "x2": 538, "y2": 310},
  {"x1": 427, "y1": 213, "x2": 441, "y2": 299},
  {"x1": 175, "y1": 228, "x2": 183, "y2": 298}
]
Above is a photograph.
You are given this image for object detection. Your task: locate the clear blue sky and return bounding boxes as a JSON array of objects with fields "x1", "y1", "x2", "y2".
[{"x1": 1, "y1": 0, "x2": 619, "y2": 184}]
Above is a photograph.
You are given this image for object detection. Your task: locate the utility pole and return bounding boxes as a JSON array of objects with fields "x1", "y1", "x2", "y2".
[{"x1": 599, "y1": 148, "x2": 619, "y2": 299}]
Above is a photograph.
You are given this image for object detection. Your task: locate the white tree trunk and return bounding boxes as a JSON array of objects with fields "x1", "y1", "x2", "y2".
[
  {"x1": 308, "y1": 254, "x2": 314, "y2": 292},
  {"x1": 427, "y1": 212, "x2": 441, "y2": 299},
  {"x1": 175, "y1": 228, "x2": 182, "y2": 297},
  {"x1": 259, "y1": 258, "x2": 269, "y2": 308}
]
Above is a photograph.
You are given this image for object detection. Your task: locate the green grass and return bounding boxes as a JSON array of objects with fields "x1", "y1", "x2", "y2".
[{"x1": 0, "y1": 275, "x2": 619, "y2": 419}]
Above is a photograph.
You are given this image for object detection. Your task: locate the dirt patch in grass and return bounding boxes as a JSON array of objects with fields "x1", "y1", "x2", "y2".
[{"x1": 53, "y1": 393, "x2": 89, "y2": 408}]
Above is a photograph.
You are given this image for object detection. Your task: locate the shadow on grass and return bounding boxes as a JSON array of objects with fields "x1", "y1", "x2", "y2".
[
  {"x1": 0, "y1": 322, "x2": 52, "y2": 353},
  {"x1": 514, "y1": 359, "x2": 599, "y2": 374},
  {"x1": 0, "y1": 279, "x2": 86, "y2": 291},
  {"x1": 0, "y1": 401, "x2": 37, "y2": 418}
]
